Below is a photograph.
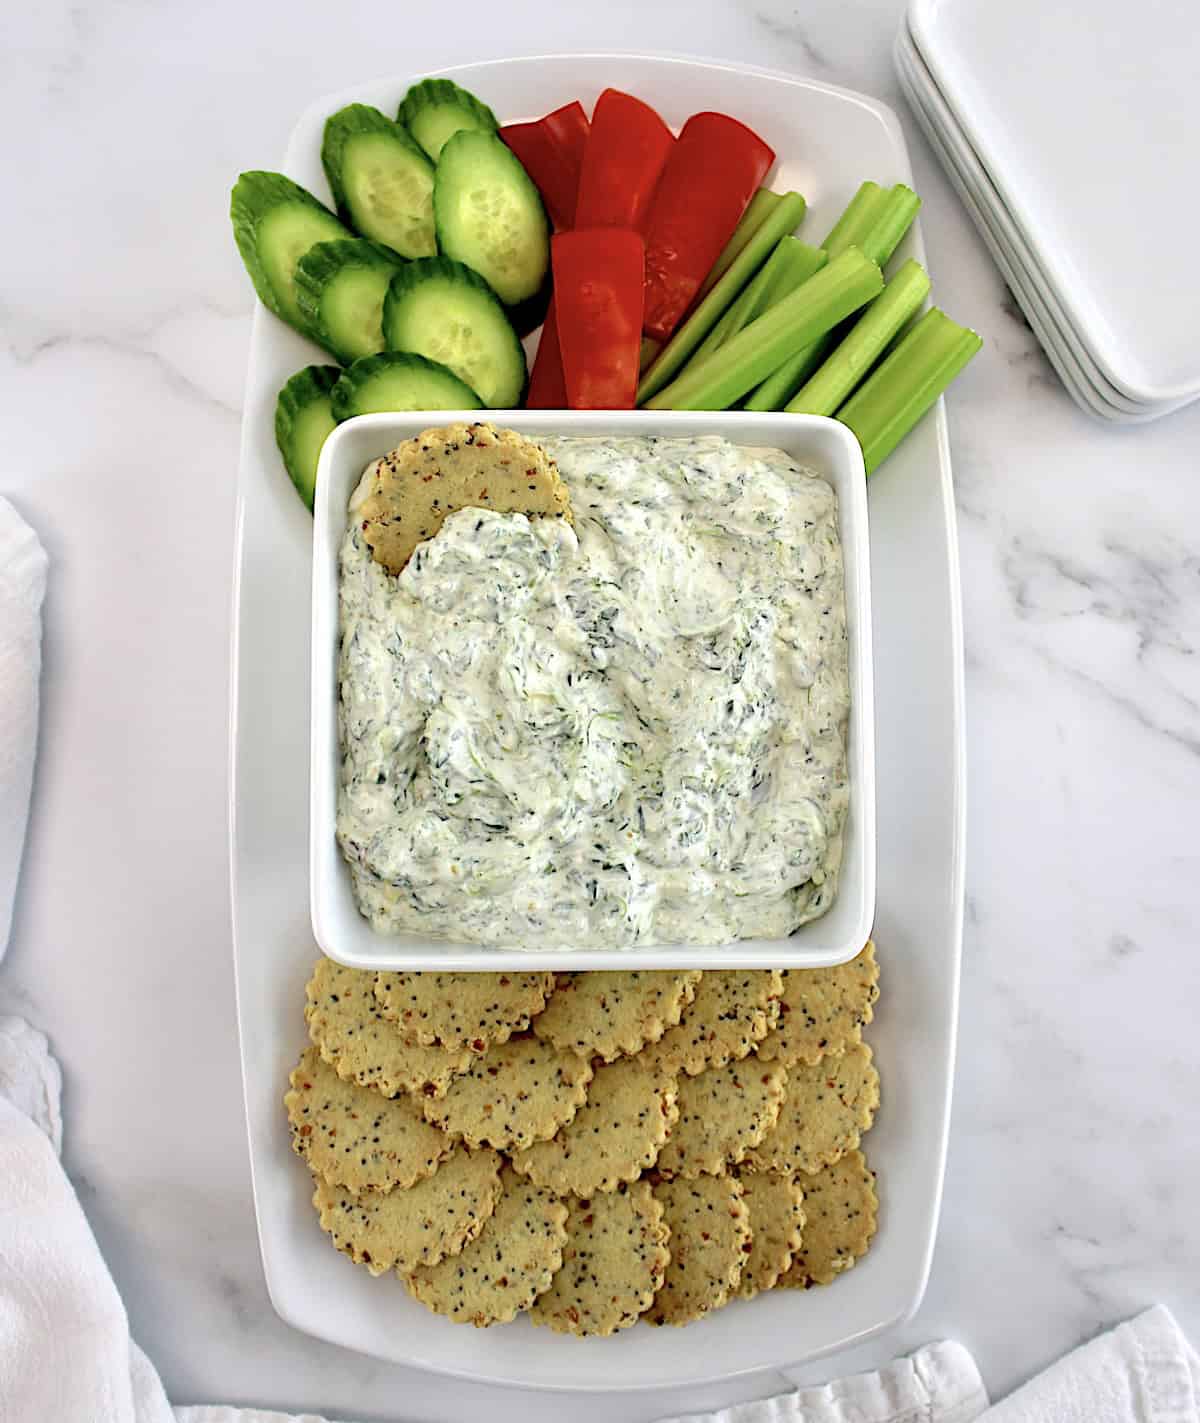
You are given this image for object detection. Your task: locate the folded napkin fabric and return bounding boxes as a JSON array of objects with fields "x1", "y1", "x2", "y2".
[{"x1": 655, "y1": 1341, "x2": 987, "y2": 1423}]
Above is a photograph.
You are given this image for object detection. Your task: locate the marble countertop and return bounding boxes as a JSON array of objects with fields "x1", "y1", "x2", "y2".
[{"x1": 4, "y1": 1, "x2": 1199, "y2": 1418}]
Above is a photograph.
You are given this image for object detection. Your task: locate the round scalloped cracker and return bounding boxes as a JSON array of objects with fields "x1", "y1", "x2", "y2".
[
  {"x1": 532, "y1": 971, "x2": 702, "y2": 1062},
  {"x1": 355, "y1": 422, "x2": 574, "y2": 576},
  {"x1": 420, "y1": 1035, "x2": 592, "y2": 1151},
  {"x1": 645, "y1": 1174, "x2": 751, "y2": 1326},
  {"x1": 372, "y1": 970, "x2": 556, "y2": 1052},
  {"x1": 745, "y1": 1042, "x2": 880, "y2": 1177},
  {"x1": 531, "y1": 1181, "x2": 670, "y2": 1336},
  {"x1": 757, "y1": 942, "x2": 880, "y2": 1067},
  {"x1": 285, "y1": 1046, "x2": 451, "y2": 1192},
  {"x1": 312, "y1": 1144, "x2": 502, "y2": 1276},
  {"x1": 656, "y1": 1055, "x2": 788, "y2": 1179},
  {"x1": 776, "y1": 1149, "x2": 877, "y2": 1288},
  {"x1": 647, "y1": 971, "x2": 783, "y2": 1078},
  {"x1": 736, "y1": 1169, "x2": 805, "y2": 1299},
  {"x1": 510, "y1": 1056, "x2": 679, "y2": 1196},
  {"x1": 305, "y1": 957, "x2": 472, "y2": 1100},
  {"x1": 405, "y1": 1164, "x2": 569, "y2": 1327}
]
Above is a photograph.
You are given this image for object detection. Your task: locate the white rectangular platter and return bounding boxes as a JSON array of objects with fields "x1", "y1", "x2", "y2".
[{"x1": 230, "y1": 51, "x2": 965, "y2": 1390}]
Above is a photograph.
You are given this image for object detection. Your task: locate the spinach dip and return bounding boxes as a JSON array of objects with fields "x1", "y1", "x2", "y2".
[{"x1": 337, "y1": 433, "x2": 850, "y2": 949}]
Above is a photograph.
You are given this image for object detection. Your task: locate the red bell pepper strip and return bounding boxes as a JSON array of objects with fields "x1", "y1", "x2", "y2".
[
  {"x1": 500, "y1": 101, "x2": 591, "y2": 230},
  {"x1": 540, "y1": 100, "x2": 590, "y2": 175},
  {"x1": 525, "y1": 297, "x2": 568, "y2": 408},
  {"x1": 573, "y1": 89, "x2": 675, "y2": 232},
  {"x1": 640, "y1": 112, "x2": 775, "y2": 342},
  {"x1": 552, "y1": 228, "x2": 645, "y2": 409}
]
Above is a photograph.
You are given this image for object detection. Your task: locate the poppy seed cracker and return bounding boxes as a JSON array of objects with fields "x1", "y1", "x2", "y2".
[
  {"x1": 354, "y1": 423, "x2": 573, "y2": 576},
  {"x1": 744, "y1": 1041, "x2": 880, "y2": 1177},
  {"x1": 647, "y1": 971, "x2": 783, "y2": 1078},
  {"x1": 531, "y1": 1181, "x2": 670, "y2": 1337},
  {"x1": 305, "y1": 957, "x2": 472, "y2": 1101},
  {"x1": 776, "y1": 1149, "x2": 877, "y2": 1288},
  {"x1": 757, "y1": 942, "x2": 879, "y2": 1067},
  {"x1": 405, "y1": 1165, "x2": 569, "y2": 1327},
  {"x1": 373, "y1": 970, "x2": 556, "y2": 1053},
  {"x1": 735, "y1": 1168, "x2": 805, "y2": 1299},
  {"x1": 655, "y1": 1055, "x2": 788, "y2": 1179},
  {"x1": 533, "y1": 970, "x2": 702, "y2": 1063},
  {"x1": 645, "y1": 1174, "x2": 751, "y2": 1326},
  {"x1": 313, "y1": 1144, "x2": 502, "y2": 1276},
  {"x1": 511, "y1": 1055, "x2": 679, "y2": 1196},
  {"x1": 285, "y1": 1046, "x2": 451, "y2": 1192},
  {"x1": 420, "y1": 1035, "x2": 592, "y2": 1152}
]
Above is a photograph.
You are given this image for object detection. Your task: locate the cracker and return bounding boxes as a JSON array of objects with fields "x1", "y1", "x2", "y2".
[
  {"x1": 757, "y1": 942, "x2": 879, "y2": 1067},
  {"x1": 373, "y1": 971, "x2": 555, "y2": 1052},
  {"x1": 285, "y1": 1046, "x2": 451, "y2": 1192},
  {"x1": 645, "y1": 1174, "x2": 751, "y2": 1326},
  {"x1": 313, "y1": 1144, "x2": 502, "y2": 1276},
  {"x1": 405, "y1": 1164, "x2": 569, "y2": 1327},
  {"x1": 511, "y1": 1056, "x2": 679, "y2": 1196},
  {"x1": 355, "y1": 422, "x2": 573, "y2": 576},
  {"x1": 648, "y1": 971, "x2": 783, "y2": 1077},
  {"x1": 531, "y1": 1181, "x2": 670, "y2": 1337},
  {"x1": 736, "y1": 1169, "x2": 805, "y2": 1299},
  {"x1": 305, "y1": 957, "x2": 471, "y2": 1100},
  {"x1": 776, "y1": 1149, "x2": 877, "y2": 1288},
  {"x1": 744, "y1": 1042, "x2": 879, "y2": 1177},
  {"x1": 420, "y1": 1035, "x2": 592, "y2": 1151},
  {"x1": 533, "y1": 971, "x2": 702, "y2": 1062},
  {"x1": 655, "y1": 1055, "x2": 788, "y2": 1178}
]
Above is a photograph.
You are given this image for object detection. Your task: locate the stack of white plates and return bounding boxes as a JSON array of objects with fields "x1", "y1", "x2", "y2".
[{"x1": 895, "y1": 0, "x2": 1200, "y2": 423}]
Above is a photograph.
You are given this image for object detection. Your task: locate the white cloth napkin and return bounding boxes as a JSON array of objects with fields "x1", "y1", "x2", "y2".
[
  {"x1": 0, "y1": 496, "x2": 47, "y2": 961},
  {"x1": 1, "y1": 499, "x2": 1197, "y2": 1423}
]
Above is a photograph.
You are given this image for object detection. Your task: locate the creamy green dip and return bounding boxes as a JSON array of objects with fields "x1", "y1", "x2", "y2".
[{"x1": 337, "y1": 433, "x2": 849, "y2": 949}]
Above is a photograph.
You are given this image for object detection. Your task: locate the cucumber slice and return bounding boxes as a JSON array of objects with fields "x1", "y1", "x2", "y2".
[
  {"x1": 331, "y1": 352, "x2": 482, "y2": 418},
  {"x1": 231, "y1": 172, "x2": 349, "y2": 333},
  {"x1": 322, "y1": 104, "x2": 437, "y2": 259},
  {"x1": 396, "y1": 78, "x2": 498, "y2": 161},
  {"x1": 295, "y1": 239, "x2": 402, "y2": 365},
  {"x1": 434, "y1": 131, "x2": 549, "y2": 306},
  {"x1": 275, "y1": 365, "x2": 340, "y2": 510},
  {"x1": 381, "y1": 256, "x2": 527, "y2": 407}
]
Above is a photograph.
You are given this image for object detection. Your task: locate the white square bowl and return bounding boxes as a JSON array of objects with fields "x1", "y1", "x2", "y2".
[{"x1": 311, "y1": 410, "x2": 875, "y2": 971}]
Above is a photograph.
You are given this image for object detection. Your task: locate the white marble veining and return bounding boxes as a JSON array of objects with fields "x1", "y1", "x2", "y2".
[{"x1": 2, "y1": 1, "x2": 1199, "y2": 1418}]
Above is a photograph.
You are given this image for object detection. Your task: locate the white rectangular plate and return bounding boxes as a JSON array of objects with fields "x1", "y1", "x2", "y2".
[
  {"x1": 231, "y1": 52, "x2": 964, "y2": 1390},
  {"x1": 908, "y1": 0, "x2": 1200, "y2": 406},
  {"x1": 311, "y1": 410, "x2": 875, "y2": 971}
]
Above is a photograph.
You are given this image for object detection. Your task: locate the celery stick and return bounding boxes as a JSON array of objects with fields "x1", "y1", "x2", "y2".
[
  {"x1": 837, "y1": 307, "x2": 982, "y2": 473},
  {"x1": 787, "y1": 259, "x2": 930, "y2": 416},
  {"x1": 640, "y1": 337, "x2": 662, "y2": 371},
  {"x1": 695, "y1": 189, "x2": 782, "y2": 299},
  {"x1": 824, "y1": 181, "x2": 920, "y2": 265},
  {"x1": 746, "y1": 185, "x2": 923, "y2": 410},
  {"x1": 691, "y1": 238, "x2": 826, "y2": 366},
  {"x1": 644, "y1": 247, "x2": 883, "y2": 412},
  {"x1": 744, "y1": 336, "x2": 832, "y2": 410},
  {"x1": 637, "y1": 191, "x2": 807, "y2": 403},
  {"x1": 858, "y1": 185, "x2": 921, "y2": 267},
  {"x1": 822, "y1": 182, "x2": 884, "y2": 255}
]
